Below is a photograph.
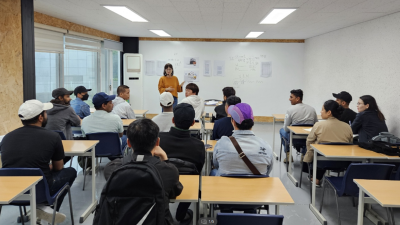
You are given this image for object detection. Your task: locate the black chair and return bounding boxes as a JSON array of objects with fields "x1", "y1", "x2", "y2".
[{"x1": 217, "y1": 213, "x2": 283, "y2": 225}]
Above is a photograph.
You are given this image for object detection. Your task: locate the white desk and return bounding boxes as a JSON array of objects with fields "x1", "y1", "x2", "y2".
[
  {"x1": 62, "y1": 140, "x2": 99, "y2": 223},
  {"x1": 0, "y1": 176, "x2": 42, "y2": 225}
]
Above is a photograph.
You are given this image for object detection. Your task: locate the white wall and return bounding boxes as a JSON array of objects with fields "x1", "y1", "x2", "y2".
[
  {"x1": 139, "y1": 41, "x2": 305, "y2": 116},
  {"x1": 304, "y1": 12, "x2": 400, "y2": 136}
]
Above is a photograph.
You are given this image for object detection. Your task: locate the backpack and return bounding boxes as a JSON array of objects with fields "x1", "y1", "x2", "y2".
[{"x1": 93, "y1": 154, "x2": 166, "y2": 225}]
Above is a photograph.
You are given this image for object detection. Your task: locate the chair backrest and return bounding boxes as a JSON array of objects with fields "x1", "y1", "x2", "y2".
[
  {"x1": 86, "y1": 132, "x2": 122, "y2": 157},
  {"x1": 217, "y1": 213, "x2": 283, "y2": 225},
  {"x1": 53, "y1": 130, "x2": 66, "y2": 140},
  {"x1": 320, "y1": 142, "x2": 354, "y2": 145},
  {"x1": 221, "y1": 174, "x2": 269, "y2": 178},
  {"x1": 292, "y1": 123, "x2": 314, "y2": 127},
  {"x1": 0, "y1": 168, "x2": 52, "y2": 205},
  {"x1": 394, "y1": 167, "x2": 400, "y2": 180},
  {"x1": 340, "y1": 163, "x2": 395, "y2": 196},
  {"x1": 168, "y1": 158, "x2": 199, "y2": 175}
]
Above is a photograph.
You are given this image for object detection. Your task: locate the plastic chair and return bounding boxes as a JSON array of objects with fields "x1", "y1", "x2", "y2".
[
  {"x1": 83, "y1": 132, "x2": 122, "y2": 190},
  {"x1": 0, "y1": 168, "x2": 74, "y2": 225},
  {"x1": 217, "y1": 213, "x2": 283, "y2": 225},
  {"x1": 319, "y1": 163, "x2": 395, "y2": 225}
]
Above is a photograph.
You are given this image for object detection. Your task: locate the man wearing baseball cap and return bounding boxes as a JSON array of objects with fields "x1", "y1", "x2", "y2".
[
  {"x1": 152, "y1": 92, "x2": 175, "y2": 132},
  {"x1": 71, "y1": 86, "x2": 92, "y2": 119},
  {"x1": 45, "y1": 87, "x2": 81, "y2": 140},
  {"x1": 333, "y1": 91, "x2": 357, "y2": 124},
  {"x1": 158, "y1": 103, "x2": 205, "y2": 224},
  {"x1": 1, "y1": 100, "x2": 77, "y2": 223},
  {"x1": 81, "y1": 92, "x2": 127, "y2": 153}
]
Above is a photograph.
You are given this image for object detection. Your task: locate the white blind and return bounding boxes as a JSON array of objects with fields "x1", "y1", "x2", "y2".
[
  {"x1": 65, "y1": 35, "x2": 101, "y2": 52},
  {"x1": 34, "y1": 28, "x2": 64, "y2": 53},
  {"x1": 103, "y1": 39, "x2": 123, "y2": 52}
]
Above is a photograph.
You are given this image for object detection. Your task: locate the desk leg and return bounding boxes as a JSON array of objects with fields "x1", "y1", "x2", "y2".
[
  {"x1": 30, "y1": 186, "x2": 36, "y2": 225},
  {"x1": 310, "y1": 151, "x2": 327, "y2": 225},
  {"x1": 193, "y1": 201, "x2": 198, "y2": 225},
  {"x1": 287, "y1": 131, "x2": 298, "y2": 187},
  {"x1": 275, "y1": 205, "x2": 279, "y2": 215},
  {"x1": 357, "y1": 189, "x2": 365, "y2": 225},
  {"x1": 272, "y1": 118, "x2": 278, "y2": 160},
  {"x1": 79, "y1": 147, "x2": 97, "y2": 223}
]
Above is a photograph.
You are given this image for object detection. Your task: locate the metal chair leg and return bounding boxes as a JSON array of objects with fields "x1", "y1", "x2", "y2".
[
  {"x1": 386, "y1": 208, "x2": 393, "y2": 225},
  {"x1": 319, "y1": 179, "x2": 327, "y2": 213},
  {"x1": 299, "y1": 155, "x2": 304, "y2": 188},
  {"x1": 67, "y1": 186, "x2": 75, "y2": 225},
  {"x1": 279, "y1": 138, "x2": 283, "y2": 161},
  {"x1": 19, "y1": 206, "x2": 25, "y2": 225},
  {"x1": 333, "y1": 189, "x2": 341, "y2": 225},
  {"x1": 308, "y1": 163, "x2": 312, "y2": 201},
  {"x1": 83, "y1": 157, "x2": 88, "y2": 191},
  {"x1": 390, "y1": 207, "x2": 395, "y2": 225},
  {"x1": 69, "y1": 156, "x2": 73, "y2": 167}
]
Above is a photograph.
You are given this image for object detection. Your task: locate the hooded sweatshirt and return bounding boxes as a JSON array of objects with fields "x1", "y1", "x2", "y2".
[
  {"x1": 45, "y1": 103, "x2": 81, "y2": 140},
  {"x1": 112, "y1": 97, "x2": 136, "y2": 119},
  {"x1": 180, "y1": 95, "x2": 205, "y2": 121}
]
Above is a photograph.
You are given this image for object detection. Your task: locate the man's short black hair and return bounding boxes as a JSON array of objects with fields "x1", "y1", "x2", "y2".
[
  {"x1": 226, "y1": 96, "x2": 241, "y2": 106},
  {"x1": 290, "y1": 89, "x2": 303, "y2": 101},
  {"x1": 20, "y1": 111, "x2": 44, "y2": 126},
  {"x1": 127, "y1": 119, "x2": 159, "y2": 153},
  {"x1": 222, "y1": 87, "x2": 235, "y2": 99},
  {"x1": 185, "y1": 83, "x2": 199, "y2": 95},
  {"x1": 117, "y1": 85, "x2": 130, "y2": 95},
  {"x1": 173, "y1": 103, "x2": 195, "y2": 130},
  {"x1": 234, "y1": 118, "x2": 254, "y2": 130}
]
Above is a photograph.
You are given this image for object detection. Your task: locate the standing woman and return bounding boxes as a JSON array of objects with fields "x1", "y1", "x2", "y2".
[
  {"x1": 352, "y1": 95, "x2": 388, "y2": 142},
  {"x1": 158, "y1": 63, "x2": 184, "y2": 109}
]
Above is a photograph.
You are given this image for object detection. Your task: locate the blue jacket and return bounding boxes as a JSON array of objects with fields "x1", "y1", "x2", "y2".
[
  {"x1": 71, "y1": 98, "x2": 90, "y2": 119},
  {"x1": 351, "y1": 109, "x2": 388, "y2": 142}
]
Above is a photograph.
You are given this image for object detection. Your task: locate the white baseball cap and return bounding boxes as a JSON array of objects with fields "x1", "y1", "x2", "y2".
[
  {"x1": 18, "y1": 100, "x2": 53, "y2": 120},
  {"x1": 160, "y1": 92, "x2": 174, "y2": 107}
]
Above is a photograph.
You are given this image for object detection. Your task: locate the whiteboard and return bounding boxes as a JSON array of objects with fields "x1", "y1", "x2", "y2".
[{"x1": 140, "y1": 41, "x2": 305, "y2": 116}]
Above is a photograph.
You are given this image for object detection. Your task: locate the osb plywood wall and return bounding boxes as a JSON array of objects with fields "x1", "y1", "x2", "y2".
[
  {"x1": 0, "y1": 0, "x2": 24, "y2": 136},
  {"x1": 34, "y1": 12, "x2": 119, "y2": 41}
]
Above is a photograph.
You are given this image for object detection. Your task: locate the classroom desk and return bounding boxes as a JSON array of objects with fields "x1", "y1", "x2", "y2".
[
  {"x1": 201, "y1": 177, "x2": 294, "y2": 217},
  {"x1": 0, "y1": 176, "x2": 42, "y2": 225},
  {"x1": 171, "y1": 175, "x2": 200, "y2": 224},
  {"x1": 190, "y1": 123, "x2": 214, "y2": 143},
  {"x1": 62, "y1": 140, "x2": 99, "y2": 223},
  {"x1": 354, "y1": 179, "x2": 400, "y2": 225},
  {"x1": 309, "y1": 144, "x2": 400, "y2": 225},
  {"x1": 134, "y1": 110, "x2": 148, "y2": 118},
  {"x1": 202, "y1": 140, "x2": 217, "y2": 176},
  {"x1": 72, "y1": 119, "x2": 135, "y2": 131},
  {"x1": 286, "y1": 126, "x2": 312, "y2": 187}
]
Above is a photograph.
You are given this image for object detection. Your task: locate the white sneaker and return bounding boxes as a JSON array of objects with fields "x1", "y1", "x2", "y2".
[{"x1": 36, "y1": 206, "x2": 66, "y2": 224}]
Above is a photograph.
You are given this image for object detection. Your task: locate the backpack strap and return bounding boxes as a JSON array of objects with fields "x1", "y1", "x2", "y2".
[{"x1": 229, "y1": 136, "x2": 261, "y2": 175}]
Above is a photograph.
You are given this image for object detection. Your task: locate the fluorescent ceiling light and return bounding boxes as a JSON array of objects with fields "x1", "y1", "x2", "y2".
[
  {"x1": 245, "y1": 32, "x2": 264, "y2": 38},
  {"x1": 103, "y1": 6, "x2": 147, "y2": 22},
  {"x1": 150, "y1": 30, "x2": 171, "y2": 37},
  {"x1": 260, "y1": 8, "x2": 296, "y2": 24}
]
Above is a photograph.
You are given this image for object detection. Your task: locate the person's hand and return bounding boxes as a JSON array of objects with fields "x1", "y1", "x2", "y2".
[
  {"x1": 166, "y1": 86, "x2": 174, "y2": 92},
  {"x1": 153, "y1": 146, "x2": 168, "y2": 161},
  {"x1": 180, "y1": 81, "x2": 185, "y2": 86}
]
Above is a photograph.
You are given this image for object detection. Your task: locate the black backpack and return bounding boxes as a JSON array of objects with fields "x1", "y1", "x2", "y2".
[{"x1": 93, "y1": 154, "x2": 166, "y2": 225}]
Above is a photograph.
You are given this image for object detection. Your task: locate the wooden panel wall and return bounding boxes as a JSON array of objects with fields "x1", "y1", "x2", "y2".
[
  {"x1": 0, "y1": 0, "x2": 24, "y2": 135},
  {"x1": 139, "y1": 37, "x2": 304, "y2": 43},
  {"x1": 34, "y1": 12, "x2": 120, "y2": 41}
]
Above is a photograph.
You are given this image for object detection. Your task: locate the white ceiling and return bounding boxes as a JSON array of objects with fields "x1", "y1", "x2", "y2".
[{"x1": 34, "y1": 0, "x2": 400, "y2": 39}]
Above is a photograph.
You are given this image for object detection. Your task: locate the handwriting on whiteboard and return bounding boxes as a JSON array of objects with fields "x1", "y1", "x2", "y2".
[
  {"x1": 232, "y1": 74, "x2": 264, "y2": 88},
  {"x1": 229, "y1": 54, "x2": 266, "y2": 72}
]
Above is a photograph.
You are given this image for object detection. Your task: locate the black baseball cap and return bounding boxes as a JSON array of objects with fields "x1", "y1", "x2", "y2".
[
  {"x1": 92, "y1": 92, "x2": 116, "y2": 108},
  {"x1": 52, "y1": 88, "x2": 73, "y2": 99},
  {"x1": 74, "y1": 86, "x2": 92, "y2": 96},
  {"x1": 332, "y1": 91, "x2": 352, "y2": 103},
  {"x1": 173, "y1": 103, "x2": 195, "y2": 129}
]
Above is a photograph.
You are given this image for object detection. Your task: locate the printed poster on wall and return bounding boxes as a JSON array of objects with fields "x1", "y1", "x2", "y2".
[
  {"x1": 213, "y1": 60, "x2": 225, "y2": 77},
  {"x1": 184, "y1": 70, "x2": 200, "y2": 82},
  {"x1": 203, "y1": 60, "x2": 212, "y2": 77},
  {"x1": 184, "y1": 57, "x2": 199, "y2": 68}
]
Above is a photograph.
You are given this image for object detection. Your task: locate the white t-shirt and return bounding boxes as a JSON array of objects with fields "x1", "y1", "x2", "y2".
[{"x1": 152, "y1": 112, "x2": 174, "y2": 132}]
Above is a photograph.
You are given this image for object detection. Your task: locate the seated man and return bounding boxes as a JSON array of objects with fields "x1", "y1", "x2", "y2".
[
  {"x1": 212, "y1": 96, "x2": 241, "y2": 140},
  {"x1": 159, "y1": 103, "x2": 205, "y2": 224},
  {"x1": 81, "y1": 92, "x2": 127, "y2": 153},
  {"x1": 0, "y1": 100, "x2": 77, "y2": 223},
  {"x1": 280, "y1": 89, "x2": 318, "y2": 162},
  {"x1": 71, "y1": 86, "x2": 92, "y2": 119},
  {"x1": 104, "y1": 119, "x2": 183, "y2": 225},
  {"x1": 211, "y1": 87, "x2": 236, "y2": 122},
  {"x1": 180, "y1": 83, "x2": 205, "y2": 122},
  {"x1": 152, "y1": 92, "x2": 174, "y2": 132},
  {"x1": 213, "y1": 103, "x2": 274, "y2": 176},
  {"x1": 112, "y1": 85, "x2": 136, "y2": 119},
  {"x1": 45, "y1": 88, "x2": 81, "y2": 140},
  {"x1": 332, "y1": 91, "x2": 357, "y2": 124}
]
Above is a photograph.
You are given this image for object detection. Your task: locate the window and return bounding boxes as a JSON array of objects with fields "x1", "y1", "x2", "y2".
[
  {"x1": 102, "y1": 48, "x2": 121, "y2": 95},
  {"x1": 35, "y1": 52, "x2": 60, "y2": 103}
]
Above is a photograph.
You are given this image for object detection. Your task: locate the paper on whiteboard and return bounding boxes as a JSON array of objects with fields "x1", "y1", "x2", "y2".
[
  {"x1": 184, "y1": 70, "x2": 200, "y2": 82},
  {"x1": 184, "y1": 57, "x2": 199, "y2": 68},
  {"x1": 261, "y1": 61, "x2": 272, "y2": 78},
  {"x1": 205, "y1": 100, "x2": 218, "y2": 105},
  {"x1": 213, "y1": 60, "x2": 225, "y2": 76},
  {"x1": 304, "y1": 128, "x2": 312, "y2": 132},
  {"x1": 156, "y1": 61, "x2": 166, "y2": 76},
  {"x1": 204, "y1": 60, "x2": 212, "y2": 77},
  {"x1": 145, "y1": 60, "x2": 155, "y2": 76}
]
